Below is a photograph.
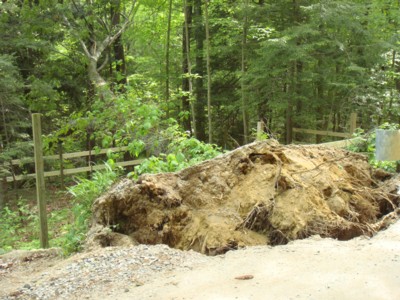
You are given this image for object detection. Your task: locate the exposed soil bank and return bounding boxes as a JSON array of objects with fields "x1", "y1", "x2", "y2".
[{"x1": 88, "y1": 140, "x2": 400, "y2": 254}]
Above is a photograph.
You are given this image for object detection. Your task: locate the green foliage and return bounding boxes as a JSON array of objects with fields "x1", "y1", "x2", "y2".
[
  {"x1": 0, "y1": 54, "x2": 29, "y2": 151},
  {"x1": 50, "y1": 88, "x2": 166, "y2": 157},
  {"x1": 63, "y1": 162, "x2": 121, "y2": 254},
  {"x1": 0, "y1": 140, "x2": 34, "y2": 185},
  {"x1": 2, "y1": 0, "x2": 400, "y2": 149},
  {"x1": 0, "y1": 141, "x2": 33, "y2": 164},
  {"x1": 0, "y1": 162, "x2": 123, "y2": 256},
  {"x1": 347, "y1": 123, "x2": 399, "y2": 172},
  {"x1": 0, "y1": 197, "x2": 74, "y2": 255},
  {"x1": 0, "y1": 200, "x2": 36, "y2": 253},
  {"x1": 132, "y1": 127, "x2": 222, "y2": 178}
]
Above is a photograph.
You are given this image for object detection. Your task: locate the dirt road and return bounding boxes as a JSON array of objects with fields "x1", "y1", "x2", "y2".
[
  {"x1": 1, "y1": 221, "x2": 400, "y2": 299},
  {"x1": 117, "y1": 221, "x2": 400, "y2": 300}
]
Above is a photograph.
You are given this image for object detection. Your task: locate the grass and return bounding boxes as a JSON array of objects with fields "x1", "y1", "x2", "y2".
[
  {"x1": 0, "y1": 192, "x2": 73, "y2": 255},
  {"x1": 0, "y1": 163, "x2": 121, "y2": 256}
]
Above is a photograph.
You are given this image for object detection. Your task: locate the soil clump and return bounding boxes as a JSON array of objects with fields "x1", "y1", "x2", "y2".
[{"x1": 88, "y1": 140, "x2": 400, "y2": 254}]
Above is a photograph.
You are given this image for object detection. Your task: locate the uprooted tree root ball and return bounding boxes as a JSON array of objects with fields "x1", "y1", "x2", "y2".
[{"x1": 87, "y1": 140, "x2": 400, "y2": 255}]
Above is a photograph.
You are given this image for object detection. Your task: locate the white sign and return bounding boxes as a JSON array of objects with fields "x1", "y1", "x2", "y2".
[{"x1": 375, "y1": 129, "x2": 400, "y2": 161}]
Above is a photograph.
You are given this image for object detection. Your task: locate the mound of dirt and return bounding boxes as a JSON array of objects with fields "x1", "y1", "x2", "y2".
[{"x1": 87, "y1": 140, "x2": 400, "y2": 255}]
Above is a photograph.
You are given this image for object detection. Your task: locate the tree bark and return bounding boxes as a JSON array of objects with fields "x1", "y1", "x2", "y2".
[
  {"x1": 87, "y1": 56, "x2": 113, "y2": 101},
  {"x1": 111, "y1": 1, "x2": 127, "y2": 88},
  {"x1": 316, "y1": 58, "x2": 324, "y2": 143},
  {"x1": 204, "y1": 0, "x2": 212, "y2": 143},
  {"x1": 194, "y1": 0, "x2": 206, "y2": 141},
  {"x1": 0, "y1": 99, "x2": 10, "y2": 147},
  {"x1": 285, "y1": 81, "x2": 293, "y2": 145},
  {"x1": 64, "y1": 1, "x2": 137, "y2": 101},
  {"x1": 182, "y1": 0, "x2": 194, "y2": 134},
  {"x1": 241, "y1": 0, "x2": 249, "y2": 144},
  {"x1": 165, "y1": 0, "x2": 173, "y2": 118}
]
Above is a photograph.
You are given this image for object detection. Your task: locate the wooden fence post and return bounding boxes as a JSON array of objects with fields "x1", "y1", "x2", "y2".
[
  {"x1": 0, "y1": 177, "x2": 4, "y2": 209},
  {"x1": 32, "y1": 113, "x2": 49, "y2": 249},
  {"x1": 257, "y1": 121, "x2": 264, "y2": 141},
  {"x1": 349, "y1": 112, "x2": 357, "y2": 136},
  {"x1": 58, "y1": 140, "x2": 65, "y2": 190}
]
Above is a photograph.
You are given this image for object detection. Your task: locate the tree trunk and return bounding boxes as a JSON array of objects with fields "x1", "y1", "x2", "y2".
[
  {"x1": 87, "y1": 57, "x2": 113, "y2": 101},
  {"x1": 285, "y1": 81, "x2": 293, "y2": 144},
  {"x1": 316, "y1": 58, "x2": 324, "y2": 143},
  {"x1": 0, "y1": 99, "x2": 10, "y2": 147},
  {"x1": 390, "y1": 50, "x2": 399, "y2": 122},
  {"x1": 241, "y1": 0, "x2": 249, "y2": 144},
  {"x1": 194, "y1": 0, "x2": 206, "y2": 141},
  {"x1": 182, "y1": 0, "x2": 194, "y2": 134},
  {"x1": 204, "y1": 0, "x2": 212, "y2": 143},
  {"x1": 64, "y1": 1, "x2": 137, "y2": 101},
  {"x1": 111, "y1": 1, "x2": 127, "y2": 88},
  {"x1": 165, "y1": 0, "x2": 173, "y2": 118}
]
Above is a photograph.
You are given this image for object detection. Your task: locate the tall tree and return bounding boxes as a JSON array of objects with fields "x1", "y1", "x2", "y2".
[
  {"x1": 63, "y1": 0, "x2": 138, "y2": 100},
  {"x1": 0, "y1": 55, "x2": 25, "y2": 148},
  {"x1": 204, "y1": 0, "x2": 212, "y2": 143},
  {"x1": 165, "y1": 0, "x2": 173, "y2": 118},
  {"x1": 111, "y1": 0, "x2": 127, "y2": 88},
  {"x1": 241, "y1": 0, "x2": 249, "y2": 144},
  {"x1": 193, "y1": 0, "x2": 206, "y2": 141},
  {"x1": 183, "y1": 0, "x2": 195, "y2": 134}
]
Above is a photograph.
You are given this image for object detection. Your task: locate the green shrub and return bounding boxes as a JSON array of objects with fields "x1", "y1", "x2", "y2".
[
  {"x1": 0, "y1": 131, "x2": 223, "y2": 255},
  {"x1": 348, "y1": 123, "x2": 399, "y2": 172},
  {"x1": 132, "y1": 130, "x2": 223, "y2": 178},
  {"x1": 0, "y1": 198, "x2": 39, "y2": 253},
  {"x1": 64, "y1": 162, "x2": 121, "y2": 254}
]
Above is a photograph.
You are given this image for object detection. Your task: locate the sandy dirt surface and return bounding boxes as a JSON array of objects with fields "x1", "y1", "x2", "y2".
[
  {"x1": 1, "y1": 221, "x2": 400, "y2": 300},
  {"x1": 115, "y1": 220, "x2": 400, "y2": 300},
  {"x1": 0, "y1": 249, "x2": 63, "y2": 298}
]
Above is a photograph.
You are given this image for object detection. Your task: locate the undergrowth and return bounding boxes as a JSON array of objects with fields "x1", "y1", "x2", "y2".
[
  {"x1": 347, "y1": 123, "x2": 399, "y2": 172},
  {"x1": 0, "y1": 135, "x2": 222, "y2": 256},
  {"x1": 132, "y1": 130, "x2": 222, "y2": 178},
  {"x1": 0, "y1": 198, "x2": 72, "y2": 255},
  {"x1": 0, "y1": 162, "x2": 120, "y2": 256},
  {"x1": 63, "y1": 162, "x2": 121, "y2": 254}
]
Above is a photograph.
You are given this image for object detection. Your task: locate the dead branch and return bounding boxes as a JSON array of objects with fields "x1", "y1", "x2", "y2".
[{"x1": 371, "y1": 208, "x2": 400, "y2": 232}]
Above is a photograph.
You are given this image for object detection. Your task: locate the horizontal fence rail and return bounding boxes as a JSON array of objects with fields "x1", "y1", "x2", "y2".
[
  {"x1": 4, "y1": 146, "x2": 130, "y2": 166},
  {"x1": 2, "y1": 146, "x2": 143, "y2": 183},
  {"x1": 5, "y1": 159, "x2": 144, "y2": 182},
  {"x1": 292, "y1": 112, "x2": 357, "y2": 141},
  {"x1": 292, "y1": 128, "x2": 351, "y2": 138},
  {"x1": 316, "y1": 137, "x2": 362, "y2": 148}
]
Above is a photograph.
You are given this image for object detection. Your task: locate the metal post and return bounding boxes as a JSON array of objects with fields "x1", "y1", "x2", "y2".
[{"x1": 32, "y1": 113, "x2": 49, "y2": 248}]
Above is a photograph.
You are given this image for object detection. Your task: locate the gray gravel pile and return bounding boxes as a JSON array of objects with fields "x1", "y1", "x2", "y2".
[{"x1": 2, "y1": 245, "x2": 211, "y2": 300}]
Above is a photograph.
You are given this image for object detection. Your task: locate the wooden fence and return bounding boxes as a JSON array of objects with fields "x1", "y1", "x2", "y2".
[
  {"x1": 0, "y1": 114, "x2": 147, "y2": 248},
  {"x1": 3, "y1": 144, "x2": 144, "y2": 248},
  {"x1": 3, "y1": 146, "x2": 144, "y2": 183},
  {"x1": 293, "y1": 112, "x2": 357, "y2": 140}
]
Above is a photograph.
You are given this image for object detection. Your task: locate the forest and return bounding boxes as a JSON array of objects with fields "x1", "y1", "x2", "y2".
[
  {"x1": 1, "y1": 0, "x2": 400, "y2": 253},
  {"x1": 1, "y1": 0, "x2": 399, "y2": 153}
]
